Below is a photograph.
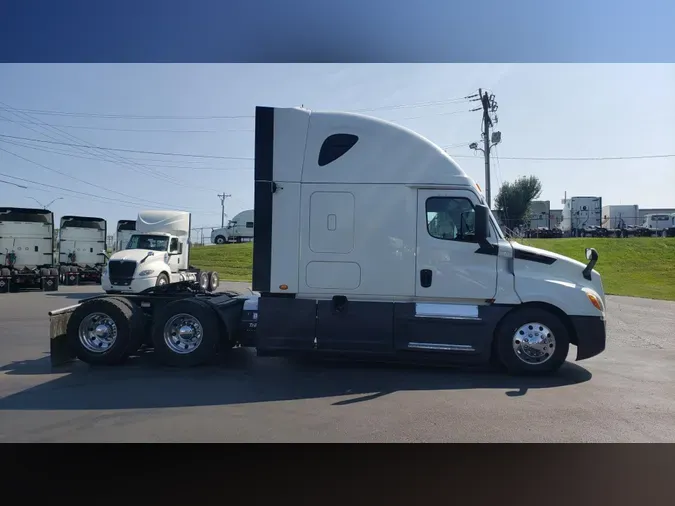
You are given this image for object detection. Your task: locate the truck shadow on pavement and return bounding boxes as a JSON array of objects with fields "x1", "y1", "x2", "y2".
[{"x1": 0, "y1": 350, "x2": 592, "y2": 411}]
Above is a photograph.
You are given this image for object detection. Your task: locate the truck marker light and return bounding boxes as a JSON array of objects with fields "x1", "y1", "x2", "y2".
[
  {"x1": 584, "y1": 290, "x2": 603, "y2": 312},
  {"x1": 279, "y1": 284, "x2": 288, "y2": 290}
]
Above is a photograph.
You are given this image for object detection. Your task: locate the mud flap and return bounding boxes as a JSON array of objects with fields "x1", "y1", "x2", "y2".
[
  {"x1": 42, "y1": 275, "x2": 59, "y2": 292},
  {"x1": 49, "y1": 305, "x2": 78, "y2": 366}
]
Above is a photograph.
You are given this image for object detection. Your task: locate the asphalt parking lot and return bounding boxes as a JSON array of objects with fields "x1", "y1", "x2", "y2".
[{"x1": 1, "y1": 284, "x2": 674, "y2": 442}]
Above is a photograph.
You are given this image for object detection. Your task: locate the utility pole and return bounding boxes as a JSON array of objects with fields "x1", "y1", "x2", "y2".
[
  {"x1": 470, "y1": 89, "x2": 501, "y2": 208},
  {"x1": 217, "y1": 192, "x2": 231, "y2": 228}
]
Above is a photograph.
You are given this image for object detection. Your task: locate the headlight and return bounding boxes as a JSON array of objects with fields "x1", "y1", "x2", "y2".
[{"x1": 138, "y1": 269, "x2": 154, "y2": 276}]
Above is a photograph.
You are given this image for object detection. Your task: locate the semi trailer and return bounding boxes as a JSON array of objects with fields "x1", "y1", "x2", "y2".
[
  {"x1": 210, "y1": 209, "x2": 255, "y2": 244},
  {"x1": 102, "y1": 210, "x2": 219, "y2": 294},
  {"x1": 114, "y1": 220, "x2": 136, "y2": 252},
  {"x1": 0, "y1": 207, "x2": 59, "y2": 293},
  {"x1": 48, "y1": 105, "x2": 607, "y2": 376},
  {"x1": 561, "y1": 196, "x2": 603, "y2": 237},
  {"x1": 58, "y1": 215, "x2": 107, "y2": 285}
]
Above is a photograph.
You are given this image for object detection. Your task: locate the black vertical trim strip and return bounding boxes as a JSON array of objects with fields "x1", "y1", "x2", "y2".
[{"x1": 252, "y1": 106, "x2": 274, "y2": 292}]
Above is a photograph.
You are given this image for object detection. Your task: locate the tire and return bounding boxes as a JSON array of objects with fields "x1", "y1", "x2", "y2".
[
  {"x1": 156, "y1": 272, "x2": 170, "y2": 287},
  {"x1": 66, "y1": 297, "x2": 144, "y2": 365},
  {"x1": 207, "y1": 271, "x2": 219, "y2": 292},
  {"x1": 199, "y1": 271, "x2": 209, "y2": 291},
  {"x1": 494, "y1": 307, "x2": 570, "y2": 376},
  {"x1": 214, "y1": 235, "x2": 226, "y2": 245},
  {"x1": 151, "y1": 298, "x2": 221, "y2": 367}
]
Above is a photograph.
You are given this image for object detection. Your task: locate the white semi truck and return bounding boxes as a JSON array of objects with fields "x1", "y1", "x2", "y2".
[
  {"x1": 58, "y1": 215, "x2": 107, "y2": 285},
  {"x1": 210, "y1": 209, "x2": 254, "y2": 244},
  {"x1": 0, "y1": 207, "x2": 59, "y2": 293},
  {"x1": 114, "y1": 219, "x2": 136, "y2": 252},
  {"x1": 101, "y1": 210, "x2": 220, "y2": 294},
  {"x1": 48, "y1": 106, "x2": 607, "y2": 376},
  {"x1": 642, "y1": 213, "x2": 675, "y2": 237},
  {"x1": 561, "y1": 196, "x2": 603, "y2": 237}
]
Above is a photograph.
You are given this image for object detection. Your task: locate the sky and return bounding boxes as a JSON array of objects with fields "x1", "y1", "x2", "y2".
[{"x1": 0, "y1": 64, "x2": 673, "y2": 234}]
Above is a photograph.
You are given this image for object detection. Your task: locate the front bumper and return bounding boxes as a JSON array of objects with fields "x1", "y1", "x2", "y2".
[
  {"x1": 101, "y1": 274, "x2": 158, "y2": 293},
  {"x1": 569, "y1": 315, "x2": 607, "y2": 361}
]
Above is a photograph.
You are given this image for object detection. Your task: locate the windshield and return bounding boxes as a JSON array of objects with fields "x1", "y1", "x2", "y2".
[{"x1": 126, "y1": 234, "x2": 169, "y2": 251}]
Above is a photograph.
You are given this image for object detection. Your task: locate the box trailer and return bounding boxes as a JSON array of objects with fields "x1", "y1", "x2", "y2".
[
  {"x1": 58, "y1": 215, "x2": 107, "y2": 285},
  {"x1": 601, "y1": 205, "x2": 640, "y2": 230},
  {"x1": 561, "y1": 196, "x2": 603, "y2": 237},
  {"x1": 48, "y1": 106, "x2": 607, "y2": 376},
  {"x1": 0, "y1": 207, "x2": 59, "y2": 293}
]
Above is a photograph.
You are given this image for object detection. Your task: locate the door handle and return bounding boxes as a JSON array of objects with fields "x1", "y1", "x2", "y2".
[{"x1": 420, "y1": 269, "x2": 432, "y2": 288}]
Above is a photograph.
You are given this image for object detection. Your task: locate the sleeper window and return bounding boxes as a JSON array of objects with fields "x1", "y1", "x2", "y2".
[
  {"x1": 425, "y1": 197, "x2": 478, "y2": 242},
  {"x1": 318, "y1": 134, "x2": 359, "y2": 166}
]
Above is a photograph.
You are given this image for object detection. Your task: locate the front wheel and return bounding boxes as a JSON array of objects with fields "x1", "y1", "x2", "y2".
[
  {"x1": 214, "y1": 235, "x2": 226, "y2": 245},
  {"x1": 494, "y1": 307, "x2": 570, "y2": 376},
  {"x1": 156, "y1": 273, "x2": 170, "y2": 287}
]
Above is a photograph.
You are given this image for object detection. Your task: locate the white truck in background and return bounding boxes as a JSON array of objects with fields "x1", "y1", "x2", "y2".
[
  {"x1": 114, "y1": 220, "x2": 136, "y2": 252},
  {"x1": 58, "y1": 215, "x2": 107, "y2": 285},
  {"x1": 642, "y1": 213, "x2": 675, "y2": 237},
  {"x1": 210, "y1": 209, "x2": 254, "y2": 244},
  {"x1": 102, "y1": 210, "x2": 219, "y2": 294},
  {"x1": 0, "y1": 207, "x2": 59, "y2": 293},
  {"x1": 561, "y1": 196, "x2": 603, "y2": 237},
  {"x1": 601, "y1": 205, "x2": 640, "y2": 230}
]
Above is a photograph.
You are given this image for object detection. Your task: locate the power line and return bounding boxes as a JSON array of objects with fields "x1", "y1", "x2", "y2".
[
  {"x1": 0, "y1": 117, "x2": 253, "y2": 133},
  {"x1": 448, "y1": 153, "x2": 675, "y2": 161},
  {"x1": 0, "y1": 133, "x2": 254, "y2": 160},
  {"x1": 0, "y1": 172, "x2": 221, "y2": 215},
  {"x1": 4, "y1": 95, "x2": 475, "y2": 121},
  {"x1": 0, "y1": 103, "x2": 219, "y2": 192},
  {"x1": 3, "y1": 132, "x2": 671, "y2": 165},
  {"x1": 0, "y1": 107, "x2": 197, "y2": 188},
  {"x1": 0, "y1": 147, "x2": 216, "y2": 213}
]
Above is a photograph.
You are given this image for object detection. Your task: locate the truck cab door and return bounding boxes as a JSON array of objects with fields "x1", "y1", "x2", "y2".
[
  {"x1": 414, "y1": 189, "x2": 499, "y2": 302},
  {"x1": 393, "y1": 189, "x2": 500, "y2": 355}
]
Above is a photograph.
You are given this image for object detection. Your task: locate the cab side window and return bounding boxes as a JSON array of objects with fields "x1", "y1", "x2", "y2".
[
  {"x1": 169, "y1": 238, "x2": 179, "y2": 253},
  {"x1": 426, "y1": 197, "x2": 478, "y2": 242}
]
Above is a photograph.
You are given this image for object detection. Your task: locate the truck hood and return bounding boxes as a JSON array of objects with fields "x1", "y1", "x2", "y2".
[
  {"x1": 109, "y1": 249, "x2": 166, "y2": 264},
  {"x1": 510, "y1": 241, "x2": 604, "y2": 300}
]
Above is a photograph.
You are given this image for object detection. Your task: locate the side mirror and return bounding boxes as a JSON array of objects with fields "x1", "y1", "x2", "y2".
[
  {"x1": 582, "y1": 247, "x2": 599, "y2": 280},
  {"x1": 585, "y1": 248, "x2": 598, "y2": 262},
  {"x1": 474, "y1": 204, "x2": 489, "y2": 243}
]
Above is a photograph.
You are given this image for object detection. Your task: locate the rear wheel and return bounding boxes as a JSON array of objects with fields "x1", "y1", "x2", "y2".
[
  {"x1": 199, "y1": 271, "x2": 209, "y2": 291},
  {"x1": 494, "y1": 307, "x2": 570, "y2": 376},
  {"x1": 207, "y1": 271, "x2": 219, "y2": 292},
  {"x1": 151, "y1": 298, "x2": 221, "y2": 367},
  {"x1": 66, "y1": 297, "x2": 144, "y2": 365}
]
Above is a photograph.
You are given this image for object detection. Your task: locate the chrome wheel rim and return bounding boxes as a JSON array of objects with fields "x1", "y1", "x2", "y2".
[
  {"x1": 79, "y1": 312, "x2": 118, "y2": 353},
  {"x1": 163, "y1": 313, "x2": 203, "y2": 354},
  {"x1": 512, "y1": 322, "x2": 556, "y2": 365},
  {"x1": 158, "y1": 276, "x2": 167, "y2": 286}
]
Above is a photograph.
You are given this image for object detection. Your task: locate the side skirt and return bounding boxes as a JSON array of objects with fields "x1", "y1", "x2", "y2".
[{"x1": 254, "y1": 295, "x2": 516, "y2": 366}]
